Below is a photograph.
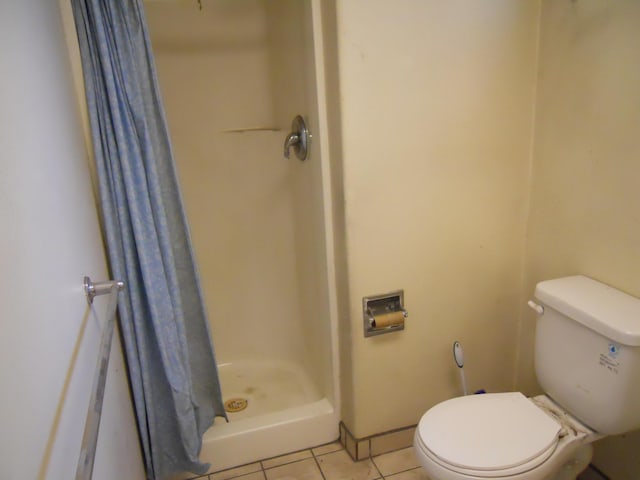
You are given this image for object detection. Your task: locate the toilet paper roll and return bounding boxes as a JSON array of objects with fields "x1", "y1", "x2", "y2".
[{"x1": 372, "y1": 311, "x2": 405, "y2": 329}]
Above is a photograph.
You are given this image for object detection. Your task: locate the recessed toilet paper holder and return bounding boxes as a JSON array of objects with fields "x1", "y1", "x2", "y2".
[{"x1": 363, "y1": 290, "x2": 408, "y2": 337}]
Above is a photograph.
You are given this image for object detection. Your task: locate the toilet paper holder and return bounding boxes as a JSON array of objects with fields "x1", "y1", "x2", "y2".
[{"x1": 363, "y1": 290, "x2": 408, "y2": 337}]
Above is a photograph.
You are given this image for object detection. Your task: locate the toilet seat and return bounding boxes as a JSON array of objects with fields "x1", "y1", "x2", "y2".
[
  {"x1": 415, "y1": 430, "x2": 558, "y2": 478},
  {"x1": 416, "y1": 392, "x2": 562, "y2": 477}
]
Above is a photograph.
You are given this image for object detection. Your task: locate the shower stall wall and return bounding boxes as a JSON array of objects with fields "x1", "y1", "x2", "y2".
[{"x1": 145, "y1": 0, "x2": 339, "y2": 472}]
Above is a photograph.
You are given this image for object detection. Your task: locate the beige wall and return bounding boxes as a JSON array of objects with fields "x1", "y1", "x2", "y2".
[
  {"x1": 331, "y1": 0, "x2": 541, "y2": 437},
  {"x1": 516, "y1": 1, "x2": 640, "y2": 478}
]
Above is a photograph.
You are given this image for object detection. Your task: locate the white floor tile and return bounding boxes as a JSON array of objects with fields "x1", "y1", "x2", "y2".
[
  {"x1": 385, "y1": 467, "x2": 430, "y2": 480},
  {"x1": 261, "y1": 450, "x2": 312, "y2": 470},
  {"x1": 317, "y1": 450, "x2": 381, "y2": 480},
  {"x1": 264, "y1": 458, "x2": 323, "y2": 480},
  {"x1": 372, "y1": 447, "x2": 420, "y2": 476}
]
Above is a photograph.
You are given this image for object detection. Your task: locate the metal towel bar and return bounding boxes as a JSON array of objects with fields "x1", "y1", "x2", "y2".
[{"x1": 76, "y1": 276, "x2": 124, "y2": 480}]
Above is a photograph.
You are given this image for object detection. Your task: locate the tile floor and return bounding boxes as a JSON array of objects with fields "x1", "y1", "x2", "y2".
[
  {"x1": 188, "y1": 441, "x2": 604, "y2": 480},
  {"x1": 190, "y1": 442, "x2": 428, "y2": 480}
]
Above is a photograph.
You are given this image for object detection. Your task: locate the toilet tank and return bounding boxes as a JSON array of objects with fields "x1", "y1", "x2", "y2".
[{"x1": 533, "y1": 275, "x2": 640, "y2": 435}]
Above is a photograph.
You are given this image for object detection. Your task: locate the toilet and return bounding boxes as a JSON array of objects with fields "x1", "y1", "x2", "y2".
[{"x1": 414, "y1": 275, "x2": 640, "y2": 480}]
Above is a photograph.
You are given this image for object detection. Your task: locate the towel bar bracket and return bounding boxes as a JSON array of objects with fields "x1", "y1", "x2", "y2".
[{"x1": 83, "y1": 276, "x2": 124, "y2": 304}]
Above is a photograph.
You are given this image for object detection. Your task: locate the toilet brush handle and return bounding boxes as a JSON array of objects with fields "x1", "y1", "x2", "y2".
[
  {"x1": 459, "y1": 368, "x2": 468, "y2": 396},
  {"x1": 453, "y1": 341, "x2": 468, "y2": 395}
]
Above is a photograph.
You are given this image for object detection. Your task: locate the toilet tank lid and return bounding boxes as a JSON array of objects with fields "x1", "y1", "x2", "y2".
[{"x1": 535, "y1": 275, "x2": 640, "y2": 346}]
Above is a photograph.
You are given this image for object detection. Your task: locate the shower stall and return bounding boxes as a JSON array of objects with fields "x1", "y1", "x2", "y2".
[{"x1": 144, "y1": 0, "x2": 339, "y2": 472}]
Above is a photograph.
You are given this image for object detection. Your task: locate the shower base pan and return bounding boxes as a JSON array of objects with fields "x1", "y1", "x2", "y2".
[
  {"x1": 216, "y1": 360, "x2": 320, "y2": 420},
  {"x1": 199, "y1": 360, "x2": 338, "y2": 473}
]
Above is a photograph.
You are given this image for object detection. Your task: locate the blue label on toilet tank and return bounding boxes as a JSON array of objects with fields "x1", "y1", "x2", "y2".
[{"x1": 608, "y1": 343, "x2": 620, "y2": 358}]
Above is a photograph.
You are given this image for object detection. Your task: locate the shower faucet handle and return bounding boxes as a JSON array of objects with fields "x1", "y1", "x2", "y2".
[
  {"x1": 283, "y1": 115, "x2": 309, "y2": 161},
  {"x1": 284, "y1": 132, "x2": 300, "y2": 158}
]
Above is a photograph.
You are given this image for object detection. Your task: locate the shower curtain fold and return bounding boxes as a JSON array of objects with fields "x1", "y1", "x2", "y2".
[{"x1": 70, "y1": 0, "x2": 226, "y2": 478}]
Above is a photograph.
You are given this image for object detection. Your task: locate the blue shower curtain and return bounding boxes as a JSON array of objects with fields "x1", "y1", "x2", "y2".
[{"x1": 71, "y1": 1, "x2": 226, "y2": 478}]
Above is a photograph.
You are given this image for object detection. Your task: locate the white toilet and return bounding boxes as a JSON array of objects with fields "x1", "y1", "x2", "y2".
[{"x1": 414, "y1": 275, "x2": 640, "y2": 480}]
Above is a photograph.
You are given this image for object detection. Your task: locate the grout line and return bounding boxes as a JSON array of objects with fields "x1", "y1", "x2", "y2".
[
  {"x1": 310, "y1": 448, "x2": 328, "y2": 480},
  {"x1": 207, "y1": 439, "x2": 427, "y2": 480},
  {"x1": 373, "y1": 444, "x2": 416, "y2": 458},
  {"x1": 260, "y1": 448, "x2": 314, "y2": 470},
  {"x1": 261, "y1": 458, "x2": 309, "y2": 471},
  {"x1": 254, "y1": 459, "x2": 267, "y2": 480},
  {"x1": 382, "y1": 465, "x2": 423, "y2": 478},
  {"x1": 370, "y1": 456, "x2": 384, "y2": 480},
  {"x1": 341, "y1": 421, "x2": 417, "y2": 444},
  {"x1": 218, "y1": 468, "x2": 268, "y2": 480},
  {"x1": 189, "y1": 443, "x2": 424, "y2": 480},
  {"x1": 586, "y1": 464, "x2": 611, "y2": 480}
]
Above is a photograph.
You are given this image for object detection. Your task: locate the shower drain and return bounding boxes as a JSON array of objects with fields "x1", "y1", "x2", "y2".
[{"x1": 224, "y1": 397, "x2": 248, "y2": 413}]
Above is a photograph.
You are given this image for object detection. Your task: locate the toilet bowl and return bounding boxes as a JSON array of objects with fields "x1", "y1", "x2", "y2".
[{"x1": 414, "y1": 393, "x2": 600, "y2": 480}]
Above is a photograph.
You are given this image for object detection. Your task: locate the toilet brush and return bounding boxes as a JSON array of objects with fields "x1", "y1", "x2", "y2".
[{"x1": 453, "y1": 341, "x2": 468, "y2": 396}]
